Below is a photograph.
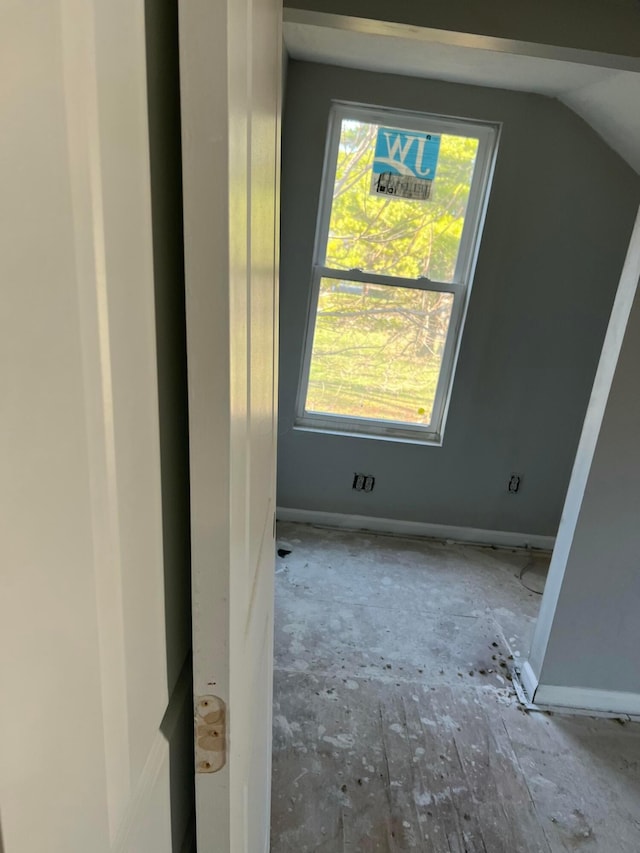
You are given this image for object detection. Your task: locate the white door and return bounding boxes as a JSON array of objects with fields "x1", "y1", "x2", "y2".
[
  {"x1": 178, "y1": 0, "x2": 282, "y2": 851},
  {"x1": 0, "y1": 3, "x2": 192, "y2": 852}
]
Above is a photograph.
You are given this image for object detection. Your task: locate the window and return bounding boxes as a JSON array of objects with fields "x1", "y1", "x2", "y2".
[{"x1": 296, "y1": 103, "x2": 498, "y2": 443}]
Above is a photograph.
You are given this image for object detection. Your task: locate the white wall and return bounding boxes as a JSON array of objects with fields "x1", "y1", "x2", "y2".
[
  {"x1": 0, "y1": 3, "x2": 191, "y2": 850},
  {"x1": 0, "y1": 6, "x2": 113, "y2": 846}
]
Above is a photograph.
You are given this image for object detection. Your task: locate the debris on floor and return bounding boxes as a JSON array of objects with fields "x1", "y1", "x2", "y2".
[{"x1": 271, "y1": 522, "x2": 640, "y2": 853}]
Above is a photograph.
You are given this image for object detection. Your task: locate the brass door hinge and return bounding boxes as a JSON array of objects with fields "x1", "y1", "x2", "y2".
[{"x1": 195, "y1": 695, "x2": 226, "y2": 773}]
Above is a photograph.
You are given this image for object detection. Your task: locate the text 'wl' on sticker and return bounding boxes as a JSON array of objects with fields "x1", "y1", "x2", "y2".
[{"x1": 370, "y1": 127, "x2": 441, "y2": 201}]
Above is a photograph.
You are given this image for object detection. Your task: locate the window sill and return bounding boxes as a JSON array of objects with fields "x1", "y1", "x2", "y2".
[{"x1": 293, "y1": 419, "x2": 444, "y2": 447}]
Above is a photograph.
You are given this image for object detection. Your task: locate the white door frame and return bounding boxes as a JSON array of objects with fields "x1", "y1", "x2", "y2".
[{"x1": 178, "y1": 0, "x2": 283, "y2": 850}]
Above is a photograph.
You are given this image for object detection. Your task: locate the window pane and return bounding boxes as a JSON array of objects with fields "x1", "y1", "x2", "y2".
[
  {"x1": 325, "y1": 119, "x2": 479, "y2": 282},
  {"x1": 305, "y1": 279, "x2": 454, "y2": 425}
]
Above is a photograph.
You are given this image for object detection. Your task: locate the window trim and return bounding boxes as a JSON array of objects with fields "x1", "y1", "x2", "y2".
[{"x1": 295, "y1": 101, "x2": 500, "y2": 444}]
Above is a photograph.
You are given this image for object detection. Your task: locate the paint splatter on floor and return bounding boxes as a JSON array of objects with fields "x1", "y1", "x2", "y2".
[{"x1": 271, "y1": 523, "x2": 640, "y2": 852}]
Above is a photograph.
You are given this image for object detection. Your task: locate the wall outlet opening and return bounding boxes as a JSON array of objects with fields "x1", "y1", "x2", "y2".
[{"x1": 353, "y1": 473, "x2": 375, "y2": 492}]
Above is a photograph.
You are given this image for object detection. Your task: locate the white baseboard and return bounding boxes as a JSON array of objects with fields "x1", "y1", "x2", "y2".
[
  {"x1": 276, "y1": 507, "x2": 555, "y2": 551},
  {"x1": 519, "y1": 660, "x2": 540, "y2": 703},
  {"x1": 514, "y1": 662, "x2": 640, "y2": 719},
  {"x1": 533, "y1": 684, "x2": 640, "y2": 717}
]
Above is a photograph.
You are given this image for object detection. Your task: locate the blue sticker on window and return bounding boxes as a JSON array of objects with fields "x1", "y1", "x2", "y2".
[
  {"x1": 371, "y1": 127, "x2": 441, "y2": 200},
  {"x1": 373, "y1": 127, "x2": 441, "y2": 178}
]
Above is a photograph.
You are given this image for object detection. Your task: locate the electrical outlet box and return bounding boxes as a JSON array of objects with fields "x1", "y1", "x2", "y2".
[
  {"x1": 353, "y1": 473, "x2": 375, "y2": 492},
  {"x1": 508, "y1": 473, "x2": 522, "y2": 494}
]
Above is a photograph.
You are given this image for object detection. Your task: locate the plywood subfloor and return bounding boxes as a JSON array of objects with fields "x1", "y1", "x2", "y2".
[{"x1": 271, "y1": 523, "x2": 640, "y2": 852}]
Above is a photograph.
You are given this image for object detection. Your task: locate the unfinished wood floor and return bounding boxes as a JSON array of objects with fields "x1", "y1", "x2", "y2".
[{"x1": 271, "y1": 523, "x2": 640, "y2": 853}]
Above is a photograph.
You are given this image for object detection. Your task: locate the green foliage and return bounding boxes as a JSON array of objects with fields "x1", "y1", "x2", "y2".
[
  {"x1": 306, "y1": 282, "x2": 453, "y2": 423},
  {"x1": 326, "y1": 120, "x2": 478, "y2": 281},
  {"x1": 306, "y1": 119, "x2": 478, "y2": 425}
]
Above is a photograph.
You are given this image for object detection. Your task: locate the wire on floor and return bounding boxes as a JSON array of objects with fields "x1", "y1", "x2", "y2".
[{"x1": 519, "y1": 546, "x2": 544, "y2": 595}]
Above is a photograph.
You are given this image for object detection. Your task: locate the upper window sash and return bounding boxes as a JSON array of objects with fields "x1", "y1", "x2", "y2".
[{"x1": 313, "y1": 103, "x2": 498, "y2": 288}]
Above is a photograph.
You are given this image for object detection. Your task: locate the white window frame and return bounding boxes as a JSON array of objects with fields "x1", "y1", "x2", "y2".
[{"x1": 295, "y1": 102, "x2": 500, "y2": 444}]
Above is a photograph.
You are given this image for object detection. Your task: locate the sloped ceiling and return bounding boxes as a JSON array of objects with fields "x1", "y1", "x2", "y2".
[{"x1": 284, "y1": 11, "x2": 640, "y2": 174}]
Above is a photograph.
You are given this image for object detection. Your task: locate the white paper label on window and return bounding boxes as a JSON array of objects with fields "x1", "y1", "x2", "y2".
[{"x1": 370, "y1": 171, "x2": 433, "y2": 200}]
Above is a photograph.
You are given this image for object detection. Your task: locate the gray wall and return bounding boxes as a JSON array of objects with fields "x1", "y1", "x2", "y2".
[
  {"x1": 530, "y1": 213, "x2": 640, "y2": 695},
  {"x1": 284, "y1": 0, "x2": 640, "y2": 59},
  {"x1": 144, "y1": 1, "x2": 194, "y2": 850},
  {"x1": 277, "y1": 60, "x2": 640, "y2": 536}
]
